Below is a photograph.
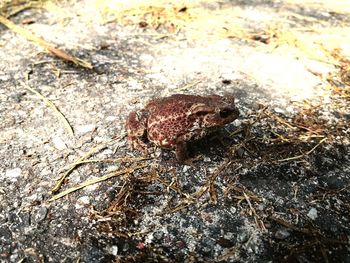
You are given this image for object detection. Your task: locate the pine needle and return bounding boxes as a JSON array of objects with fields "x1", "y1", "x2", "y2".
[
  {"x1": 0, "y1": 15, "x2": 93, "y2": 69},
  {"x1": 48, "y1": 165, "x2": 146, "y2": 202},
  {"x1": 278, "y1": 137, "x2": 327, "y2": 162},
  {"x1": 50, "y1": 143, "x2": 108, "y2": 194},
  {"x1": 21, "y1": 81, "x2": 75, "y2": 138}
]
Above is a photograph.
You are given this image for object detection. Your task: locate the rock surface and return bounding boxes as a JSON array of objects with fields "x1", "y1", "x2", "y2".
[{"x1": 0, "y1": 0, "x2": 349, "y2": 262}]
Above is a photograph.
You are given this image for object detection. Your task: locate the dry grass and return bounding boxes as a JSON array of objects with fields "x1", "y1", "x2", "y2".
[
  {"x1": 1, "y1": 0, "x2": 349, "y2": 82},
  {"x1": 91, "y1": 0, "x2": 350, "y2": 60}
]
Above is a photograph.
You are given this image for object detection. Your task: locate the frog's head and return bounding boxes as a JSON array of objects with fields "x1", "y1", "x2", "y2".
[{"x1": 189, "y1": 95, "x2": 239, "y2": 128}]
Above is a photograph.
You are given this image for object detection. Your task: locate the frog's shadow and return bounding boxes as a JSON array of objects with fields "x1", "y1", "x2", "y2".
[{"x1": 160, "y1": 130, "x2": 233, "y2": 163}]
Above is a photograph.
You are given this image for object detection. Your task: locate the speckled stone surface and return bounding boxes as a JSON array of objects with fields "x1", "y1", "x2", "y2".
[{"x1": 1, "y1": 1, "x2": 349, "y2": 262}]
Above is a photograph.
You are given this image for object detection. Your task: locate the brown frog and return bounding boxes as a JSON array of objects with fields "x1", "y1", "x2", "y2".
[{"x1": 125, "y1": 94, "x2": 239, "y2": 163}]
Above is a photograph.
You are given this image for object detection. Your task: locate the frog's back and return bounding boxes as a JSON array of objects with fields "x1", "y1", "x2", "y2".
[{"x1": 146, "y1": 95, "x2": 200, "y2": 148}]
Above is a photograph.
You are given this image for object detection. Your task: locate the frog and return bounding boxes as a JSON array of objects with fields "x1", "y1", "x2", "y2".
[{"x1": 125, "y1": 94, "x2": 239, "y2": 163}]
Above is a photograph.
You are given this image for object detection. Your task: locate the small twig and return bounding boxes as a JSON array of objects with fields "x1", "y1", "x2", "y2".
[
  {"x1": 1, "y1": 1, "x2": 35, "y2": 18},
  {"x1": 71, "y1": 157, "x2": 149, "y2": 165},
  {"x1": 50, "y1": 143, "x2": 108, "y2": 194},
  {"x1": 49, "y1": 165, "x2": 146, "y2": 202},
  {"x1": 243, "y1": 192, "x2": 266, "y2": 231},
  {"x1": 278, "y1": 154, "x2": 304, "y2": 162},
  {"x1": 312, "y1": 184, "x2": 350, "y2": 201},
  {"x1": 269, "y1": 129, "x2": 289, "y2": 142},
  {"x1": 269, "y1": 215, "x2": 319, "y2": 236},
  {"x1": 176, "y1": 80, "x2": 202, "y2": 91},
  {"x1": 278, "y1": 137, "x2": 327, "y2": 162},
  {"x1": 206, "y1": 160, "x2": 232, "y2": 204},
  {"x1": 304, "y1": 137, "x2": 328, "y2": 155},
  {"x1": 166, "y1": 202, "x2": 194, "y2": 214},
  {"x1": 155, "y1": 176, "x2": 184, "y2": 196},
  {"x1": 264, "y1": 111, "x2": 296, "y2": 129},
  {"x1": 0, "y1": 15, "x2": 92, "y2": 69},
  {"x1": 21, "y1": 81, "x2": 74, "y2": 138},
  {"x1": 229, "y1": 182, "x2": 262, "y2": 202},
  {"x1": 106, "y1": 181, "x2": 130, "y2": 211},
  {"x1": 159, "y1": 185, "x2": 208, "y2": 215}
]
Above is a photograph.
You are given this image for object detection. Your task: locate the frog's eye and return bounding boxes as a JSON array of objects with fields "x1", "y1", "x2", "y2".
[{"x1": 219, "y1": 109, "x2": 233, "y2": 118}]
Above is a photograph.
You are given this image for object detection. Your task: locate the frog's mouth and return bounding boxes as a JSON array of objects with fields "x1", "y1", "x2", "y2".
[
  {"x1": 219, "y1": 108, "x2": 235, "y2": 118},
  {"x1": 218, "y1": 107, "x2": 239, "y2": 121}
]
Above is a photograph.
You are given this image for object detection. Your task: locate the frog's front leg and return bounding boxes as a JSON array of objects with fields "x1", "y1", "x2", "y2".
[
  {"x1": 175, "y1": 140, "x2": 189, "y2": 164},
  {"x1": 125, "y1": 110, "x2": 149, "y2": 153}
]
